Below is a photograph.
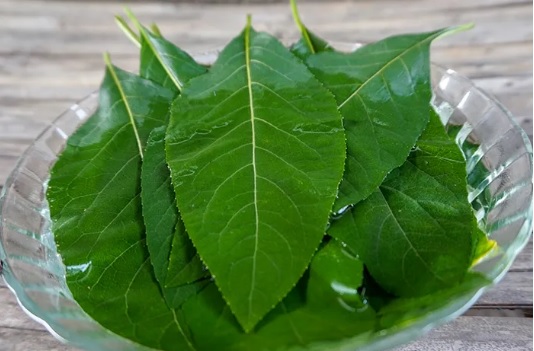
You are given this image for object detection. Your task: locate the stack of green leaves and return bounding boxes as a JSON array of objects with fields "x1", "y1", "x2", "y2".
[{"x1": 46, "y1": 2, "x2": 496, "y2": 350}]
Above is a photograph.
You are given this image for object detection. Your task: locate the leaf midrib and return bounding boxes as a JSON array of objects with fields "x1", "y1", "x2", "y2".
[
  {"x1": 104, "y1": 59, "x2": 144, "y2": 159},
  {"x1": 245, "y1": 22, "x2": 260, "y2": 322}
]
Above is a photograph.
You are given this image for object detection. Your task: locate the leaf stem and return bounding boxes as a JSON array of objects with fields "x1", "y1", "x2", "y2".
[
  {"x1": 115, "y1": 15, "x2": 141, "y2": 48},
  {"x1": 246, "y1": 13, "x2": 252, "y2": 29},
  {"x1": 103, "y1": 53, "x2": 144, "y2": 159},
  {"x1": 289, "y1": 0, "x2": 315, "y2": 54}
]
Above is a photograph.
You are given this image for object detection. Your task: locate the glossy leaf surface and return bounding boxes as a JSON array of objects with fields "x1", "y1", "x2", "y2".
[
  {"x1": 166, "y1": 23, "x2": 346, "y2": 330},
  {"x1": 47, "y1": 63, "x2": 194, "y2": 350},
  {"x1": 181, "y1": 242, "x2": 375, "y2": 351},
  {"x1": 141, "y1": 127, "x2": 208, "y2": 305},
  {"x1": 307, "y1": 29, "x2": 454, "y2": 211},
  {"x1": 329, "y1": 112, "x2": 475, "y2": 296}
]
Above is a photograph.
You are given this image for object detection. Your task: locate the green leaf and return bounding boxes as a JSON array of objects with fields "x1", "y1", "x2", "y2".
[
  {"x1": 125, "y1": 10, "x2": 208, "y2": 92},
  {"x1": 150, "y1": 23, "x2": 163, "y2": 37},
  {"x1": 166, "y1": 19, "x2": 346, "y2": 331},
  {"x1": 126, "y1": 10, "x2": 210, "y2": 294},
  {"x1": 181, "y1": 242, "x2": 375, "y2": 351},
  {"x1": 306, "y1": 28, "x2": 457, "y2": 211},
  {"x1": 141, "y1": 126, "x2": 208, "y2": 306},
  {"x1": 47, "y1": 59, "x2": 195, "y2": 351},
  {"x1": 289, "y1": 0, "x2": 333, "y2": 60},
  {"x1": 329, "y1": 111, "x2": 475, "y2": 297}
]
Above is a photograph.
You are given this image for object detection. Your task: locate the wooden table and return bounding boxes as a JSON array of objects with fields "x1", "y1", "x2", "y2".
[{"x1": 0, "y1": 0, "x2": 532, "y2": 350}]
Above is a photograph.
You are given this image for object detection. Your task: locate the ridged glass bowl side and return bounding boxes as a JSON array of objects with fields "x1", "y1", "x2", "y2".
[{"x1": 0, "y1": 63, "x2": 532, "y2": 351}]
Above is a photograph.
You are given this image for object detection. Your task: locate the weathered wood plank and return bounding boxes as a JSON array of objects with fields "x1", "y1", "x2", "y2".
[
  {"x1": 476, "y1": 272, "x2": 533, "y2": 307},
  {"x1": 0, "y1": 288, "x2": 44, "y2": 331},
  {"x1": 510, "y1": 239, "x2": 533, "y2": 272},
  {"x1": 0, "y1": 328, "x2": 75, "y2": 351},
  {"x1": 395, "y1": 316, "x2": 532, "y2": 351},
  {"x1": 0, "y1": 1, "x2": 531, "y2": 57}
]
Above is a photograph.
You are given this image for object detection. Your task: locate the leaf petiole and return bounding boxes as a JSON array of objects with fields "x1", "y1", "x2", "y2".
[
  {"x1": 290, "y1": 0, "x2": 315, "y2": 54},
  {"x1": 114, "y1": 15, "x2": 141, "y2": 48}
]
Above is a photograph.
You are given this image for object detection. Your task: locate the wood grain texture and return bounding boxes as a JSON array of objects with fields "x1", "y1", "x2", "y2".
[
  {"x1": 0, "y1": 329, "x2": 74, "y2": 351},
  {"x1": 511, "y1": 240, "x2": 533, "y2": 272},
  {"x1": 394, "y1": 317, "x2": 533, "y2": 351},
  {"x1": 0, "y1": 0, "x2": 531, "y2": 350}
]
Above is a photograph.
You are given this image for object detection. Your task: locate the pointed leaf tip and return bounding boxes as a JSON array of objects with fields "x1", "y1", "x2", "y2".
[
  {"x1": 436, "y1": 23, "x2": 475, "y2": 41},
  {"x1": 150, "y1": 23, "x2": 162, "y2": 36},
  {"x1": 290, "y1": 0, "x2": 303, "y2": 28}
]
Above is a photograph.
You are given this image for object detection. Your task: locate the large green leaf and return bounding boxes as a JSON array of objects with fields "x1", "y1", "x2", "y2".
[
  {"x1": 141, "y1": 127, "x2": 208, "y2": 306},
  {"x1": 128, "y1": 10, "x2": 210, "y2": 294},
  {"x1": 47, "y1": 59, "x2": 194, "y2": 350},
  {"x1": 166, "y1": 20, "x2": 346, "y2": 331},
  {"x1": 306, "y1": 28, "x2": 460, "y2": 211},
  {"x1": 181, "y1": 242, "x2": 375, "y2": 351},
  {"x1": 289, "y1": 0, "x2": 333, "y2": 61},
  {"x1": 329, "y1": 111, "x2": 475, "y2": 296}
]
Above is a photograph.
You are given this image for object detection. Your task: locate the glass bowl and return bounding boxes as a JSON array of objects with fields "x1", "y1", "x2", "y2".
[{"x1": 0, "y1": 54, "x2": 532, "y2": 350}]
